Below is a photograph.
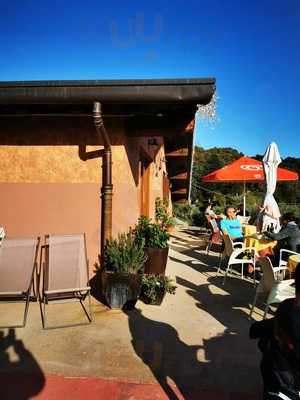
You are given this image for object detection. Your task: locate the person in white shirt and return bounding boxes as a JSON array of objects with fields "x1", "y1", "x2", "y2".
[{"x1": 204, "y1": 202, "x2": 218, "y2": 220}]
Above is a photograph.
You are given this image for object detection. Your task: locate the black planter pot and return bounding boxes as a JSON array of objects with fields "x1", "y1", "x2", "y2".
[
  {"x1": 144, "y1": 247, "x2": 169, "y2": 275},
  {"x1": 140, "y1": 286, "x2": 166, "y2": 306},
  {"x1": 101, "y1": 272, "x2": 142, "y2": 310}
]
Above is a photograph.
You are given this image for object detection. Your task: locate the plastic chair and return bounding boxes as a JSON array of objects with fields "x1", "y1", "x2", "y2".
[
  {"x1": 278, "y1": 249, "x2": 299, "y2": 277},
  {"x1": 217, "y1": 235, "x2": 256, "y2": 285},
  {"x1": 0, "y1": 237, "x2": 40, "y2": 328},
  {"x1": 249, "y1": 256, "x2": 295, "y2": 320},
  {"x1": 38, "y1": 233, "x2": 92, "y2": 329},
  {"x1": 237, "y1": 215, "x2": 251, "y2": 225}
]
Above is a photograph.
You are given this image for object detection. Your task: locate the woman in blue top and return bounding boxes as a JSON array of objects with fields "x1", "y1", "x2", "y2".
[{"x1": 220, "y1": 206, "x2": 243, "y2": 242}]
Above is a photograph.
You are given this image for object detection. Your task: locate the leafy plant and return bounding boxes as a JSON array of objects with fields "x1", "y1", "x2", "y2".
[
  {"x1": 155, "y1": 197, "x2": 176, "y2": 228},
  {"x1": 141, "y1": 274, "x2": 177, "y2": 304},
  {"x1": 134, "y1": 216, "x2": 169, "y2": 249},
  {"x1": 103, "y1": 230, "x2": 147, "y2": 274},
  {"x1": 173, "y1": 203, "x2": 193, "y2": 224}
]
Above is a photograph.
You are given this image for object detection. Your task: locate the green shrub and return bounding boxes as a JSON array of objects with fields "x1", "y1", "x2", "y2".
[
  {"x1": 141, "y1": 274, "x2": 177, "y2": 304},
  {"x1": 173, "y1": 203, "x2": 208, "y2": 227},
  {"x1": 134, "y1": 216, "x2": 170, "y2": 249},
  {"x1": 103, "y1": 231, "x2": 147, "y2": 274},
  {"x1": 278, "y1": 203, "x2": 300, "y2": 220},
  {"x1": 191, "y1": 207, "x2": 205, "y2": 226},
  {"x1": 173, "y1": 204, "x2": 193, "y2": 224},
  {"x1": 155, "y1": 197, "x2": 176, "y2": 228}
]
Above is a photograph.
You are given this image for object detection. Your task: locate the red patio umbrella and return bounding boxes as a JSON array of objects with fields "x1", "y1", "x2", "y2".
[{"x1": 202, "y1": 156, "x2": 299, "y2": 215}]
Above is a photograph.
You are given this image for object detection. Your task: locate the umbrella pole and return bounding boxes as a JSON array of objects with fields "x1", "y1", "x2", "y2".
[{"x1": 243, "y1": 181, "x2": 246, "y2": 217}]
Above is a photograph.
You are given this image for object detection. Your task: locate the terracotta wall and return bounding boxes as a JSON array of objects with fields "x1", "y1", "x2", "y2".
[{"x1": 0, "y1": 117, "x2": 168, "y2": 272}]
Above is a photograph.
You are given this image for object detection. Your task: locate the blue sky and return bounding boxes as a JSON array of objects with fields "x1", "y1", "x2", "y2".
[{"x1": 1, "y1": 0, "x2": 300, "y2": 158}]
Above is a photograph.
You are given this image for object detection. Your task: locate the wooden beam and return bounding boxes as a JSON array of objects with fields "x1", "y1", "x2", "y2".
[
  {"x1": 170, "y1": 172, "x2": 188, "y2": 180},
  {"x1": 171, "y1": 188, "x2": 187, "y2": 195},
  {"x1": 165, "y1": 148, "x2": 189, "y2": 157},
  {"x1": 173, "y1": 198, "x2": 188, "y2": 204}
]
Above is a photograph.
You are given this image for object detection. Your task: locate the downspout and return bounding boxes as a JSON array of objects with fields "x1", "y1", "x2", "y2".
[{"x1": 93, "y1": 102, "x2": 113, "y2": 263}]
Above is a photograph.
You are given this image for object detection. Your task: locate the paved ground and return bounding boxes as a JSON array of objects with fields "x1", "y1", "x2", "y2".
[{"x1": 0, "y1": 228, "x2": 264, "y2": 399}]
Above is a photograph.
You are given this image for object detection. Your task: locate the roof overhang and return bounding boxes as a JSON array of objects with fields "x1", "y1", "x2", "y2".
[
  {"x1": 0, "y1": 78, "x2": 215, "y2": 107},
  {"x1": 0, "y1": 78, "x2": 216, "y2": 203}
]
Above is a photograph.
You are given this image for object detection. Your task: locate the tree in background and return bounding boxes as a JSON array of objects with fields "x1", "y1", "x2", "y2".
[
  {"x1": 185, "y1": 146, "x2": 300, "y2": 225},
  {"x1": 191, "y1": 146, "x2": 242, "y2": 206}
]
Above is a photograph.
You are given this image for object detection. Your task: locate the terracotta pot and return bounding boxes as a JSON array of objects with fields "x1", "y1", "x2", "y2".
[
  {"x1": 144, "y1": 247, "x2": 169, "y2": 275},
  {"x1": 101, "y1": 272, "x2": 142, "y2": 309},
  {"x1": 166, "y1": 225, "x2": 175, "y2": 233}
]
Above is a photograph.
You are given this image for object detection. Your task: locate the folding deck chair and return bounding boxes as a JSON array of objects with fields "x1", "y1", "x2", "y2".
[
  {"x1": 0, "y1": 237, "x2": 40, "y2": 328},
  {"x1": 38, "y1": 233, "x2": 92, "y2": 329}
]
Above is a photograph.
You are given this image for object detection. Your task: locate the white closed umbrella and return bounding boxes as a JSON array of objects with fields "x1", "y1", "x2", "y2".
[{"x1": 262, "y1": 142, "x2": 282, "y2": 233}]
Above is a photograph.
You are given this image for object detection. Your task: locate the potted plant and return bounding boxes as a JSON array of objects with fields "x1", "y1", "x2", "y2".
[
  {"x1": 155, "y1": 197, "x2": 176, "y2": 233},
  {"x1": 100, "y1": 230, "x2": 147, "y2": 309},
  {"x1": 140, "y1": 274, "x2": 177, "y2": 305},
  {"x1": 134, "y1": 216, "x2": 170, "y2": 275}
]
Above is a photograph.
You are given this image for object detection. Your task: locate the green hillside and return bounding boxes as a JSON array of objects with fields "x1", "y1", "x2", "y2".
[{"x1": 189, "y1": 146, "x2": 300, "y2": 220}]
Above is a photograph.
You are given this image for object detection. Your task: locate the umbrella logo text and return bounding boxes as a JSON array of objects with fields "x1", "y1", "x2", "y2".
[{"x1": 240, "y1": 165, "x2": 263, "y2": 171}]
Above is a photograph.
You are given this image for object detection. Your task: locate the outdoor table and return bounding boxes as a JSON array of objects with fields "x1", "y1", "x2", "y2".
[
  {"x1": 287, "y1": 254, "x2": 300, "y2": 273},
  {"x1": 242, "y1": 225, "x2": 257, "y2": 236},
  {"x1": 244, "y1": 235, "x2": 277, "y2": 256}
]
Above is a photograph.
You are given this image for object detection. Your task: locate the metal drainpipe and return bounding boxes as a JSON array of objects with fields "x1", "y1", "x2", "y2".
[{"x1": 93, "y1": 102, "x2": 113, "y2": 264}]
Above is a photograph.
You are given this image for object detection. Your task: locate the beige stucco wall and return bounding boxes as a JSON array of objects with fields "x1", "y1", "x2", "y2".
[{"x1": 0, "y1": 118, "x2": 168, "y2": 270}]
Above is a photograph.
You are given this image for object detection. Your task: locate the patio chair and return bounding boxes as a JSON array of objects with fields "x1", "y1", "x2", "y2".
[
  {"x1": 249, "y1": 256, "x2": 295, "y2": 320},
  {"x1": 278, "y1": 248, "x2": 299, "y2": 277},
  {"x1": 217, "y1": 235, "x2": 256, "y2": 285},
  {"x1": 0, "y1": 236, "x2": 40, "y2": 328},
  {"x1": 38, "y1": 233, "x2": 92, "y2": 329},
  {"x1": 237, "y1": 215, "x2": 251, "y2": 225},
  {"x1": 206, "y1": 218, "x2": 223, "y2": 255}
]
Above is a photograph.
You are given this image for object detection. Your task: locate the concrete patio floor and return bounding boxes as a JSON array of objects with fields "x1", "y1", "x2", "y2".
[{"x1": 0, "y1": 228, "x2": 265, "y2": 399}]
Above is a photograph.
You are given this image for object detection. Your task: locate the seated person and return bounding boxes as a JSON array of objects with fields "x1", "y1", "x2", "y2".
[
  {"x1": 235, "y1": 204, "x2": 250, "y2": 217},
  {"x1": 220, "y1": 206, "x2": 243, "y2": 243},
  {"x1": 250, "y1": 263, "x2": 300, "y2": 400},
  {"x1": 264, "y1": 212, "x2": 300, "y2": 253},
  {"x1": 220, "y1": 206, "x2": 257, "y2": 275},
  {"x1": 205, "y1": 202, "x2": 222, "y2": 230},
  {"x1": 204, "y1": 202, "x2": 218, "y2": 220}
]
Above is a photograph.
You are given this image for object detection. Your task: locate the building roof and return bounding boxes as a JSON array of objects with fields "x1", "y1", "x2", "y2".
[
  {"x1": 0, "y1": 78, "x2": 215, "y2": 111},
  {"x1": 0, "y1": 78, "x2": 216, "y2": 203}
]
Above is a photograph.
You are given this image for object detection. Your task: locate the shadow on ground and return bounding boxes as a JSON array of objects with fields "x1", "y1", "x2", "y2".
[
  {"x1": 89, "y1": 269, "x2": 109, "y2": 307},
  {"x1": 0, "y1": 328, "x2": 45, "y2": 399},
  {"x1": 170, "y1": 236, "x2": 268, "y2": 318},
  {"x1": 124, "y1": 306, "x2": 260, "y2": 399}
]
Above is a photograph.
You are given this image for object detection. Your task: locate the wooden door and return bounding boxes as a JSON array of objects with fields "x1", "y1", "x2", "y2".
[
  {"x1": 163, "y1": 174, "x2": 170, "y2": 202},
  {"x1": 140, "y1": 157, "x2": 151, "y2": 217}
]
